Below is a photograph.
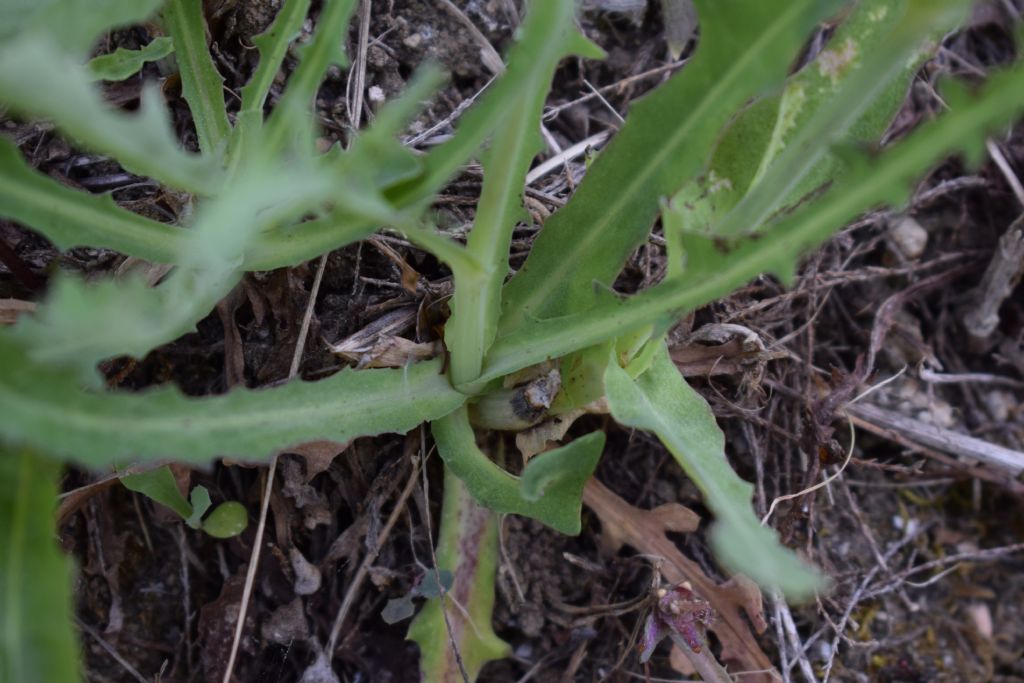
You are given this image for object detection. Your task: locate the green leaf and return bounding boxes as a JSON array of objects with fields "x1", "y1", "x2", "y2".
[
  {"x1": 384, "y1": 0, "x2": 597, "y2": 216},
  {"x1": 201, "y1": 501, "x2": 248, "y2": 538},
  {"x1": 0, "y1": 137, "x2": 186, "y2": 264},
  {"x1": 408, "y1": 468, "x2": 509, "y2": 682},
  {"x1": 87, "y1": 36, "x2": 174, "y2": 81},
  {"x1": 0, "y1": 449, "x2": 80, "y2": 683},
  {"x1": 0, "y1": 38, "x2": 223, "y2": 195},
  {"x1": 262, "y1": 0, "x2": 357, "y2": 155},
  {"x1": 432, "y1": 407, "x2": 603, "y2": 535},
  {"x1": 445, "y1": 0, "x2": 602, "y2": 388},
  {"x1": 230, "y1": 0, "x2": 312, "y2": 160},
  {"x1": 478, "y1": 62, "x2": 1024, "y2": 382},
  {"x1": 186, "y1": 485, "x2": 212, "y2": 528},
  {"x1": 164, "y1": 0, "x2": 231, "y2": 155},
  {"x1": 1, "y1": 0, "x2": 164, "y2": 56},
  {"x1": 11, "y1": 270, "x2": 238, "y2": 383},
  {"x1": 0, "y1": 334, "x2": 465, "y2": 467},
  {"x1": 605, "y1": 345, "x2": 825, "y2": 598},
  {"x1": 712, "y1": 0, "x2": 970, "y2": 238},
  {"x1": 496, "y1": 0, "x2": 842, "y2": 334},
  {"x1": 10, "y1": 152, "x2": 338, "y2": 379},
  {"x1": 121, "y1": 465, "x2": 193, "y2": 519},
  {"x1": 416, "y1": 569, "x2": 454, "y2": 599}
]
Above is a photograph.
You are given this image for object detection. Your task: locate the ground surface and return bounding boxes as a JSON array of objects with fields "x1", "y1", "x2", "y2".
[{"x1": 2, "y1": 1, "x2": 1024, "y2": 682}]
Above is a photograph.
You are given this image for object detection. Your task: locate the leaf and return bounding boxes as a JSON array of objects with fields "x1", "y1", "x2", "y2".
[
  {"x1": 262, "y1": 0, "x2": 357, "y2": 155},
  {"x1": 186, "y1": 485, "x2": 212, "y2": 528},
  {"x1": 1, "y1": 0, "x2": 164, "y2": 56},
  {"x1": 384, "y1": 0, "x2": 597, "y2": 215},
  {"x1": 163, "y1": 0, "x2": 231, "y2": 155},
  {"x1": 0, "y1": 136, "x2": 185, "y2": 264},
  {"x1": 711, "y1": 0, "x2": 971, "y2": 239},
  {"x1": 666, "y1": 0, "x2": 939, "y2": 241},
  {"x1": 477, "y1": 61, "x2": 1024, "y2": 382},
  {"x1": 0, "y1": 449, "x2": 80, "y2": 683},
  {"x1": 120, "y1": 465, "x2": 193, "y2": 519},
  {"x1": 230, "y1": 0, "x2": 311, "y2": 160},
  {"x1": 10, "y1": 153, "x2": 336, "y2": 379},
  {"x1": 496, "y1": 0, "x2": 842, "y2": 334},
  {"x1": 605, "y1": 344, "x2": 825, "y2": 598},
  {"x1": 431, "y1": 406, "x2": 603, "y2": 535},
  {"x1": 408, "y1": 468, "x2": 509, "y2": 683},
  {"x1": 11, "y1": 270, "x2": 238, "y2": 383},
  {"x1": 417, "y1": 569, "x2": 454, "y2": 599},
  {"x1": 0, "y1": 39, "x2": 222, "y2": 195},
  {"x1": 445, "y1": 0, "x2": 603, "y2": 387},
  {"x1": 381, "y1": 596, "x2": 416, "y2": 624},
  {"x1": 201, "y1": 501, "x2": 248, "y2": 538},
  {"x1": 518, "y1": 436, "x2": 604, "y2": 503},
  {"x1": 87, "y1": 36, "x2": 174, "y2": 81},
  {"x1": 241, "y1": 67, "x2": 448, "y2": 270},
  {"x1": 0, "y1": 334, "x2": 465, "y2": 467}
]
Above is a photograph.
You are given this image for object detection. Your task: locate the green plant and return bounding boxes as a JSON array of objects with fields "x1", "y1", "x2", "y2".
[
  {"x1": 1, "y1": 0, "x2": 1022, "y2": 680},
  {"x1": 120, "y1": 465, "x2": 248, "y2": 538}
]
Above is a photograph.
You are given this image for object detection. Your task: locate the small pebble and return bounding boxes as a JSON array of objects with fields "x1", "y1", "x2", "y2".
[{"x1": 889, "y1": 216, "x2": 928, "y2": 259}]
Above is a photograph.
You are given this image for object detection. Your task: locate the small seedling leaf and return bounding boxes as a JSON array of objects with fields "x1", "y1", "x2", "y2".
[
  {"x1": 381, "y1": 596, "x2": 416, "y2": 624},
  {"x1": 201, "y1": 501, "x2": 248, "y2": 539},
  {"x1": 186, "y1": 486, "x2": 212, "y2": 529},
  {"x1": 120, "y1": 465, "x2": 194, "y2": 520},
  {"x1": 416, "y1": 569, "x2": 454, "y2": 599}
]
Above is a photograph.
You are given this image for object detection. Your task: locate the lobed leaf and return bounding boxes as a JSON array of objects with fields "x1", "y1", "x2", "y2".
[
  {"x1": 408, "y1": 469, "x2": 509, "y2": 683},
  {"x1": 0, "y1": 38, "x2": 223, "y2": 195},
  {"x1": 9, "y1": 153, "x2": 336, "y2": 379},
  {"x1": 496, "y1": 0, "x2": 842, "y2": 334},
  {"x1": 230, "y1": 0, "x2": 312, "y2": 161},
  {"x1": 0, "y1": 334, "x2": 465, "y2": 467},
  {"x1": 432, "y1": 407, "x2": 604, "y2": 535},
  {"x1": 0, "y1": 449, "x2": 80, "y2": 683},
  {"x1": 0, "y1": 0, "x2": 164, "y2": 56},
  {"x1": 87, "y1": 36, "x2": 174, "y2": 82},
  {"x1": 605, "y1": 345, "x2": 825, "y2": 598},
  {"x1": 163, "y1": 0, "x2": 231, "y2": 156},
  {"x1": 478, "y1": 62, "x2": 1024, "y2": 382},
  {"x1": 0, "y1": 136, "x2": 185, "y2": 264},
  {"x1": 262, "y1": 0, "x2": 356, "y2": 156}
]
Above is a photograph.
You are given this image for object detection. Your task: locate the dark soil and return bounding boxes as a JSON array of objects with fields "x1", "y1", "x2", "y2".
[{"x1": 3, "y1": 1, "x2": 1024, "y2": 682}]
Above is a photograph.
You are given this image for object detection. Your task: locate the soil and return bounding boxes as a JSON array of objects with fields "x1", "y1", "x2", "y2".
[{"x1": 3, "y1": 1, "x2": 1024, "y2": 682}]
